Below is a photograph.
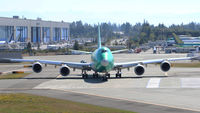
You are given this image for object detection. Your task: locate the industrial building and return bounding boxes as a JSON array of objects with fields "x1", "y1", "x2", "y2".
[
  {"x1": 179, "y1": 35, "x2": 200, "y2": 46},
  {"x1": 167, "y1": 35, "x2": 200, "y2": 46},
  {"x1": 0, "y1": 16, "x2": 70, "y2": 44}
]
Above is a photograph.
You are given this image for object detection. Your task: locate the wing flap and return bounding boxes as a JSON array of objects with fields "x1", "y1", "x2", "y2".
[
  {"x1": 114, "y1": 57, "x2": 194, "y2": 69},
  {"x1": 2, "y1": 58, "x2": 92, "y2": 70}
]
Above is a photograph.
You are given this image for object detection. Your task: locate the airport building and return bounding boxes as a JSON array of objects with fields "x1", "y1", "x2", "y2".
[{"x1": 0, "y1": 16, "x2": 70, "y2": 44}]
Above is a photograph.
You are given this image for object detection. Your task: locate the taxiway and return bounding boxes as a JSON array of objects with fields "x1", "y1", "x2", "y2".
[{"x1": 0, "y1": 52, "x2": 200, "y2": 113}]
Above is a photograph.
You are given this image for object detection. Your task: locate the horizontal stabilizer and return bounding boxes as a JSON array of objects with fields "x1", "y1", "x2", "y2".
[
  {"x1": 111, "y1": 49, "x2": 129, "y2": 54},
  {"x1": 70, "y1": 49, "x2": 92, "y2": 55}
]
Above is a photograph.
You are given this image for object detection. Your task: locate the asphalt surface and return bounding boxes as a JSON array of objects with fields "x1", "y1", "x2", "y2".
[{"x1": 0, "y1": 52, "x2": 200, "y2": 113}]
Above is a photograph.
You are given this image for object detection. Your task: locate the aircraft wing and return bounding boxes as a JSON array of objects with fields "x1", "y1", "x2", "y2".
[
  {"x1": 111, "y1": 49, "x2": 129, "y2": 54},
  {"x1": 70, "y1": 49, "x2": 92, "y2": 54},
  {"x1": 114, "y1": 56, "x2": 199, "y2": 69},
  {"x1": 3, "y1": 58, "x2": 92, "y2": 70}
]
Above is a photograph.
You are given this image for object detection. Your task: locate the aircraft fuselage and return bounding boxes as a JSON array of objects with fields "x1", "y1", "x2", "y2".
[{"x1": 91, "y1": 47, "x2": 114, "y2": 73}]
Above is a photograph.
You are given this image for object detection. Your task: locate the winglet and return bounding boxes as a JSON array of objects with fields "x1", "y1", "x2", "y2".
[{"x1": 98, "y1": 23, "x2": 101, "y2": 48}]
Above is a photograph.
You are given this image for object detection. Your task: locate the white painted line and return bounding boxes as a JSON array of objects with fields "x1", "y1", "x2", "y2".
[
  {"x1": 181, "y1": 78, "x2": 200, "y2": 88},
  {"x1": 1, "y1": 68, "x2": 31, "y2": 75},
  {"x1": 146, "y1": 78, "x2": 161, "y2": 88}
]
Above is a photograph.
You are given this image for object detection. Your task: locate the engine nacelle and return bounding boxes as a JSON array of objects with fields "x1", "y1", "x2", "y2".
[
  {"x1": 160, "y1": 61, "x2": 171, "y2": 72},
  {"x1": 60, "y1": 65, "x2": 70, "y2": 76},
  {"x1": 32, "y1": 62, "x2": 42, "y2": 73},
  {"x1": 134, "y1": 64, "x2": 145, "y2": 75}
]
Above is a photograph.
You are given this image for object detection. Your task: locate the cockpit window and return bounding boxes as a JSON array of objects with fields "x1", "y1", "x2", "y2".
[{"x1": 102, "y1": 49, "x2": 107, "y2": 53}]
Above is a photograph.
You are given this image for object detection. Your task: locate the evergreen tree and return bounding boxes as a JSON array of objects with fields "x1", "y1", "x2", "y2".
[
  {"x1": 73, "y1": 40, "x2": 79, "y2": 50},
  {"x1": 70, "y1": 20, "x2": 200, "y2": 46},
  {"x1": 27, "y1": 42, "x2": 32, "y2": 55}
]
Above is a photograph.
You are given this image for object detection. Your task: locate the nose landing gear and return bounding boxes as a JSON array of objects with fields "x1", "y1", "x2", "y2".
[
  {"x1": 82, "y1": 70, "x2": 110, "y2": 81},
  {"x1": 102, "y1": 75, "x2": 108, "y2": 81},
  {"x1": 93, "y1": 72, "x2": 99, "y2": 78},
  {"x1": 106, "y1": 72, "x2": 110, "y2": 78},
  {"x1": 102, "y1": 73, "x2": 110, "y2": 81}
]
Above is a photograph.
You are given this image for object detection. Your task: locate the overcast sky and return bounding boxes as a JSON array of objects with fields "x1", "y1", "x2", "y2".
[{"x1": 0, "y1": 0, "x2": 200, "y2": 25}]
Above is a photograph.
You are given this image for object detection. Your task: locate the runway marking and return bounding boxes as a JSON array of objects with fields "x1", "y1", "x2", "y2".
[
  {"x1": 146, "y1": 78, "x2": 161, "y2": 88},
  {"x1": 1, "y1": 68, "x2": 31, "y2": 75},
  {"x1": 54, "y1": 89, "x2": 200, "y2": 112},
  {"x1": 181, "y1": 78, "x2": 200, "y2": 88}
]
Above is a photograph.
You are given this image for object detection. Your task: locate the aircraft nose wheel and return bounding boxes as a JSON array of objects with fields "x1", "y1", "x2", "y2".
[
  {"x1": 106, "y1": 73, "x2": 110, "y2": 78},
  {"x1": 82, "y1": 74, "x2": 88, "y2": 79},
  {"x1": 93, "y1": 73, "x2": 99, "y2": 78},
  {"x1": 102, "y1": 76, "x2": 108, "y2": 81}
]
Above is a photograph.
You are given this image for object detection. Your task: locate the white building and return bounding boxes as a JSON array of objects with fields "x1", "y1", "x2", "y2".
[{"x1": 0, "y1": 16, "x2": 70, "y2": 44}]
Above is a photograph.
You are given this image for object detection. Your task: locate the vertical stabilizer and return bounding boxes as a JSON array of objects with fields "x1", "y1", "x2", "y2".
[{"x1": 98, "y1": 24, "x2": 101, "y2": 48}]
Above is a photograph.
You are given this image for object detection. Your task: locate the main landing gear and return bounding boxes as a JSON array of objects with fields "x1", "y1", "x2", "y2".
[
  {"x1": 116, "y1": 69, "x2": 122, "y2": 78},
  {"x1": 82, "y1": 70, "x2": 88, "y2": 79}
]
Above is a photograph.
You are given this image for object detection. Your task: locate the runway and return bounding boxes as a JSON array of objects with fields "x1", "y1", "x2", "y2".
[{"x1": 0, "y1": 53, "x2": 200, "y2": 113}]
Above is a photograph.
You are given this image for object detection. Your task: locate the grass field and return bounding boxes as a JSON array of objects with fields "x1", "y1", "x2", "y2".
[
  {"x1": 172, "y1": 62, "x2": 200, "y2": 68},
  {"x1": 0, "y1": 73, "x2": 30, "y2": 79},
  {"x1": 0, "y1": 93, "x2": 135, "y2": 113}
]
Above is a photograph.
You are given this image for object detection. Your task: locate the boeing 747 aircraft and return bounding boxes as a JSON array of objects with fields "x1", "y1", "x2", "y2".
[{"x1": 4, "y1": 25, "x2": 200, "y2": 81}]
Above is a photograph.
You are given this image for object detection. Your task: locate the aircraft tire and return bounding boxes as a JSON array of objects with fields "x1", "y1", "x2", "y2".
[
  {"x1": 102, "y1": 76, "x2": 108, "y2": 81},
  {"x1": 106, "y1": 74, "x2": 110, "y2": 78},
  {"x1": 82, "y1": 74, "x2": 88, "y2": 79}
]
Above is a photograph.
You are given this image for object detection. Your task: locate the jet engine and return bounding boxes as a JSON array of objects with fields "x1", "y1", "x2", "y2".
[
  {"x1": 160, "y1": 61, "x2": 171, "y2": 72},
  {"x1": 32, "y1": 62, "x2": 42, "y2": 73},
  {"x1": 60, "y1": 65, "x2": 70, "y2": 76},
  {"x1": 134, "y1": 64, "x2": 145, "y2": 75}
]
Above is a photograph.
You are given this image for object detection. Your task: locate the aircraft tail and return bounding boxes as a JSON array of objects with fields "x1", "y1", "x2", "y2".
[{"x1": 98, "y1": 24, "x2": 101, "y2": 48}]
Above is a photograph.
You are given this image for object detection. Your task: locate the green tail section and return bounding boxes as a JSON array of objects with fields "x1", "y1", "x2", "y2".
[{"x1": 98, "y1": 24, "x2": 101, "y2": 48}]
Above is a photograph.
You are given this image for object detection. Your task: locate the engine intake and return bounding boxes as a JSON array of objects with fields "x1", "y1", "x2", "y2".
[
  {"x1": 32, "y1": 62, "x2": 42, "y2": 73},
  {"x1": 134, "y1": 64, "x2": 145, "y2": 75},
  {"x1": 60, "y1": 65, "x2": 70, "y2": 76},
  {"x1": 160, "y1": 61, "x2": 171, "y2": 72}
]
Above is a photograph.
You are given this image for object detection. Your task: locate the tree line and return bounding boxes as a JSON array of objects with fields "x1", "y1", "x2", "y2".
[{"x1": 70, "y1": 20, "x2": 200, "y2": 47}]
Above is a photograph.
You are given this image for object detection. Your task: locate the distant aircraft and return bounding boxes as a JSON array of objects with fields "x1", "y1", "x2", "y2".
[
  {"x1": 4, "y1": 24, "x2": 200, "y2": 81},
  {"x1": 0, "y1": 41, "x2": 6, "y2": 44}
]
